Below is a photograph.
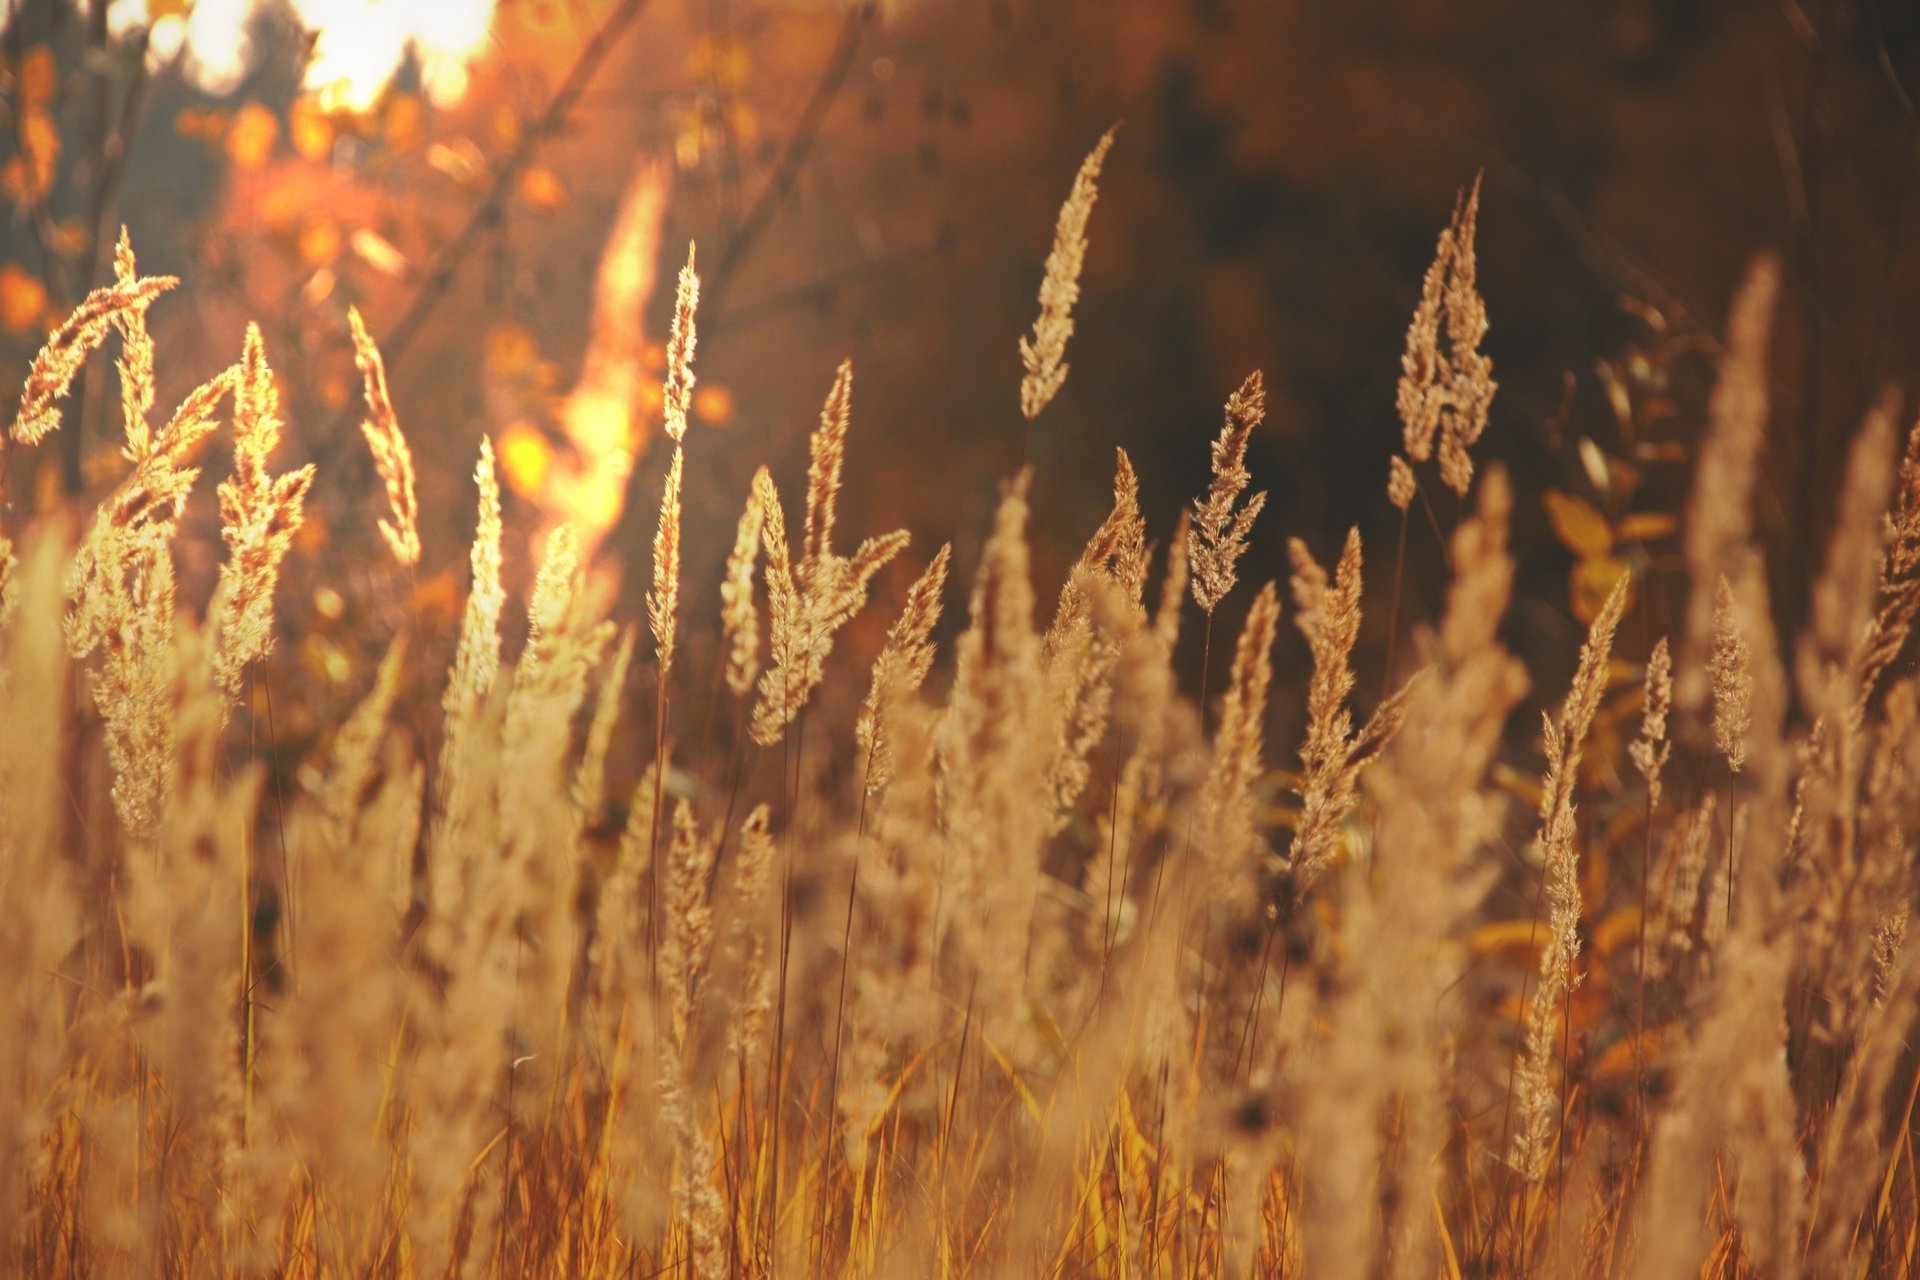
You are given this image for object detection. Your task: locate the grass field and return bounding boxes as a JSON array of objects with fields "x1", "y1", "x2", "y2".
[{"x1": 1, "y1": 138, "x2": 1918, "y2": 1279}]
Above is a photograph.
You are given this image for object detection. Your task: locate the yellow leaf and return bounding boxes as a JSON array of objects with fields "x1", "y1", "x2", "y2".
[
  {"x1": 1543, "y1": 488, "x2": 1613, "y2": 559},
  {"x1": 226, "y1": 102, "x2": 279, "y2": 171},
  {"x1": 1615, "y1": 511, "x2": 1677, "y2": 543},
  {"x1": 1591, "y1": 906, "x2": 1643, "y2": 958},
  {"x1": 1467, "y1": 919, "x2": 1546, "y2": 960},
  {"x1": 0, "y1": 263, "x2": 48, "y2": 334},
  {"x1": 1570, "y1": 556, "x2": 1633, "y2": 625}
]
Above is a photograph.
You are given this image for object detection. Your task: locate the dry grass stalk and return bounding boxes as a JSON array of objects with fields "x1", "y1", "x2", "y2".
[
  {"x1": 727, "y1": 804, "x2": 778, "y2": 1059},
  {"x1": 650, "y1": 445, "x2": 685, "y2": 679},
  {"x1": 347, "y1": 305, "x2": 421, "y2": 567},
  {"x1": 1285, "y1": 529, "x2": 1414, "y2": 889},
  {"x1": 0, "y1": 533, "x2": 79, "y2": 1232},
  {"x1": 1510, "y1": 571, "x2": 1629, "y2": 1181},
  {"x1": 1646, "y1": 793, "x2": 1717, "y2": 979},
  {"x1": 1391, "y1": 176, "x2": 1495, "y2": 500},
  {"x1": 1857, "y1": 410, "x2": 1920, "y2": 710},
  {"x1": 720, "y1": 480, "x2": 764, "y2": 696},
  {"x1": 64, "y1": 353, "x2": 235, "y2": 835},
  {"x1": 1632, "y1": 637, "x2": 1674, "y2": 816},
  {"x1": 1198, "y1": 580, "x2": 1281, "y2": 911},
  {"x1": 1019, "y1": 125, "x2": 1117, "y2": 421},
  {"x1": 574, "y1": 625, "x2": 636, "y2": 823},
  {"x1": 429, "y1": 437, "x2": 506, "y2": 948},
  {"x1": 209, "y1": 324, "x2": 315, "y2": 703},
  {"x1": 1190, "y1": 371, "x2": 1269, "y2": 613},
  {"x1": 1304, "y1": 469, "x2": 1527, "y2": 1280},
  {"x1": 751, "y1": 363, "x2": 909, "y2": 745},
  {"x1": 663, "y1": 242, "x2": 699, "y2": 446},
  {"x1": 1710, "y1": 576, "x2": 1753, "y2": 774},
  {"x1": 1084, "y1": 519, "x2": 1189, "y2": 952},
  {"x1": 1678, "y1": 255, "x2": 1779, "y2": 717},
  {"x1": 657, "y1": 805, "x2": 725, "y2": 1277},
  {"x1": 9, "y1": 253, "x2": 174, "y2": 445},
  {"x1": 650, "y1": 245, "x2": 701, "y2": 682},
  {"x1": 937, "y1": 470, "x2": 1054, "y2": 1037},
  {"x1": 858, "y1": 543, "x2": 951, "y2": 793},
  {"x1": 1041, "y1": 451, "x2": 1149, "y2": 830}
]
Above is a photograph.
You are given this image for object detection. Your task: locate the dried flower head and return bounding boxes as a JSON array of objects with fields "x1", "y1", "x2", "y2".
[
  {"x1": 662, "y1": 242, "x2": 698, "y2": 445},
  {"x1": 858, "y1": 544, "x2": 951, "y2": 793},
  {"x1": 1019, "y1": 125, "x2": 1117, "y2": 421},
  {"x1": 1190, "y1": 371, "x2": 1269, "y2": 613},
  {"x1": 1396, "y1": 176, "x2": 1496, "y2": 498},
  {"x1": 721, "y1": 480, "x2": 765, "y2": 696},
  {"x1": 209, "y1": 324, "x2": 315, "y2": 702},
  {"x1": 751, "y1": 363, "x2": 909, "y2": 744},
  {"x1": 11, "y1": 253, "x2": 175, "y2": 445},
  {"x1": 348, "y1": 306, "x2": 421, "y2": 567},
  {"x1": 1711, "y1": 576, "x2": 1753, "y2": 774}
]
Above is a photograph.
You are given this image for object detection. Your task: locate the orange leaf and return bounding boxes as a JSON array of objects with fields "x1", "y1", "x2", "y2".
[
  {"x1": 1468, "y1": 919, "x2": 1546, "y2": 961},
  {"x1": 1591, "y1": 906, "x2": 1644, "y2": 958},
  {"x1": 1615, "y1": 511, "x2": 1677, "y2": 543},
  {"x1": 0, "y1": 263, "x2": 48, "y2": 334},
  {"x1": 1544, "y1": 489, "x2": 1613, "y2": 559}
]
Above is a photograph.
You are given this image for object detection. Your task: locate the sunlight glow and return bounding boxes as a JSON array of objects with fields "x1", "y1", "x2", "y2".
[{"x1": 94, "y1": 0, "x2": 499, "y2": 110}]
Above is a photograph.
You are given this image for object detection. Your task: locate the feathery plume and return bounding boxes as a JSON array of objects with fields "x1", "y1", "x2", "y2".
[
  {"x1": 1019, "y1": 125, "x2": 1117, "y2": 420},
  {"x1": 649, "y1": 246, "x2": 700, "y2": 682},
  {"x1": 1678, "y1": 255, "x2": 1779, "y2": 717},
  {"x1": 110, "y1": 230, "x2": 158, "y2": 456},
  {"x1": 720, "y1": 480, "x2": 764, "y2": 695},
  {"x1": 11, "y1": 260, "x2": 174, "y2": 445},
  {"x1": 804, "y1": 359, "x2": 853, "y2": 572},
  {"x1": 445, "y1": 436, "x2": 505, "y2": 738},
  {"x1": 1710, "y1": 576, "x2": 1752, "y2": 774},
  {"x1": 1302, "y1": 469, "x2": 1527, "y2": 1280},
  {"x1": 1199, "y1": 580, "x2": 1281, "y2": 910},
  {"x1": 858, "y1": 544, "x2": 951, "y2": 793},
  {"x1": 728, "y1": 805, "x2": 777, "y2": 1059},
  {"x1": 348, "y1": 306, "x2": 421, "y2": 567},
  {"x1": 1392, "y1": 176, "x2": 1496, "y2": 499},
  {"x1": 662, "y1": 242, "x2": 698, "y2": 445},
  {"x1": 649, "y1": 446, "x2": 684, "y2": 679},
  {"x1": 1286, "y1": 529, "x2": 1408, "y2": 889},
  {"x1": 1632, "y1": 637, "x2": 1674, "y2": 805},
  {"x1": 1511, "y1": 572, "x2": 1630, "y2": 1180},
  {"x1": 574, "y1": 626, "x2": 636, "y2": 823},
  {"x1": 1387, "y1": 453, "x2": 1417, "y2": 512},
  {"x1": 209, "y1": 324, "x2": 315, "y2": 703},
  {"x1": 751, "y1": 364, "x2": 909, "y2": 744},
  {"x1": 1190, "y1": 371, "x2": 1269, "y2": 613},
  {"x1": 660, "y1": 799, "x2": 715, "y2": 1053},
  {"x1": 1856, "y1": 410, "x2": 1920, "y2": 712}
]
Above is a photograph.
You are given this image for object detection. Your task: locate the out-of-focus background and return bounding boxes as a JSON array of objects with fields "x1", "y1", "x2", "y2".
[{"x1": 3, "y1": 0, "x2": 1917, "y2": 741}]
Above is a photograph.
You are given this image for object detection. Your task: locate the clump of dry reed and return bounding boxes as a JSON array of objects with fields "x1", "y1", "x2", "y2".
[{"x1": 4, "y1": 168, "x2": 1920, "y2": 1280}]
